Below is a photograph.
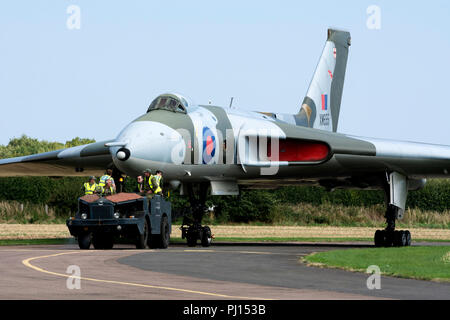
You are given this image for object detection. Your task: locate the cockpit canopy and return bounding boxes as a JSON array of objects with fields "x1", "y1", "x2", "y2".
[{"x1": 147, "y1": 93, "x2": 190, "y2": 114}]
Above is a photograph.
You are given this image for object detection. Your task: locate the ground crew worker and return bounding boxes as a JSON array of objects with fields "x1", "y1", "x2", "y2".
[
  {"x1": 98, "y1": 178, "x2": 116, "y2": 196},
  {"x1": 136, "y1": 175, "x2": 144, "y2": 194},
  {"x1": 98, "y1": 168, "x2": 115, "y2": 188},
  {"x1": 153, "y1": 170, "x2": 163, "y2": 195},
  {"x1": 82, "y1": 176, "x2": 98, "y2": 195},
  {"x1": 142, "y1": 169, "x2": 154, "y2": 195}
]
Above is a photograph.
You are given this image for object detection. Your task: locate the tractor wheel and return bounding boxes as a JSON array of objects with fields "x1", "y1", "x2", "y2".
[
  {"x1": 159, "y1": 216, "x2": 170, "y2": 249},
  {"x1": 136, "y1": 219, "x2": 150, "y2": 249},
  {"x1": 78, "y1": 233, "x2": 91, "y2": 250}
]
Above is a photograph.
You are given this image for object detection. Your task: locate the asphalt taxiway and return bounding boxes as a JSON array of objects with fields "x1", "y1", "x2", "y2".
[{"x1": 0, "y1": 243, "x2": 448, "y2": 299}]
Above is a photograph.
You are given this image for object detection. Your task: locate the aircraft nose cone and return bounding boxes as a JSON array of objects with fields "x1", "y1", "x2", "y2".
[{"x1": 116, "y1": 148, "x2": 131, "y2": 161}]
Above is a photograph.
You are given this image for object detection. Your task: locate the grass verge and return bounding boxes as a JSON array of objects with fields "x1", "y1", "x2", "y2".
[
  {"x1": 303, "y1": 246, "x2": 450, "y2": 282},
  {"x1": 0, "y1": 238, "x2": 75, "y2": 246}
]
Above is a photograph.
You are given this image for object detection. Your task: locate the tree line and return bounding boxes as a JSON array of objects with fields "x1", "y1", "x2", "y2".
[{"x1": 0, "y1": 135, "x2": 449, "y2": 222}]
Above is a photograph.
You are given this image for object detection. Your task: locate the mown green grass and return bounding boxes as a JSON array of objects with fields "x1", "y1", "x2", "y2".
[
  {"x1": 304, "y1": 246, "x2": 450, "y2": 281},
  {"x1": 0, "y1": 238, "x2": 75, "y2": 246}
]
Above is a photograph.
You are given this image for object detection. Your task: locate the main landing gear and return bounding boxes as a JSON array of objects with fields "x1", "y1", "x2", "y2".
[
  {"x1": 374, "y1": 205, "x2": 411, "y2": 247},
  {"x1": 181, "y1": 183, "x2": 213, "y2": 247},
  {"x1": 374, "y1": 172, "x2": 412, "y2": 247}
]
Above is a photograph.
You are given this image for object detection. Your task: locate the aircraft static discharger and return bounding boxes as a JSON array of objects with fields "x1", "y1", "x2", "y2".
[{"x1": 1, "y1": 29, "x2": 450, "y2": 247}]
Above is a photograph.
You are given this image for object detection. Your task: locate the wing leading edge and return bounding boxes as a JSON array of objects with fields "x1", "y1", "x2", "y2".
[{"x1": 0, "y1": 140, "x2": 114, "y2": 177}]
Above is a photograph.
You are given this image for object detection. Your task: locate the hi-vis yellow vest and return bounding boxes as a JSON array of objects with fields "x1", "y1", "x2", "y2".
[
  {"x1": 98, "y1": 185, "x2": 115, "y2": 196},
  {"x1": 154, "y1": 175, "x2": 162, "y2": 194},
  {"x1": 83, "y1": 182, "x2": 97, "y2": 195},
  {"x1": 144, "y1": 175, "x2": 153, "y2": 191},
  {"x1": 99, "y1": 175, "x2": 114, "y2": 187}
]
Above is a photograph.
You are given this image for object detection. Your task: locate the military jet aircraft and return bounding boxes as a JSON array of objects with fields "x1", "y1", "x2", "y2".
[{"x1": 1, "y1": 29, "x2": 449, "y2": 247}]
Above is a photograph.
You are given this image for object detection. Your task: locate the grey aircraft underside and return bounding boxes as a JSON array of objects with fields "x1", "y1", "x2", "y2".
[{"x1": 1, "y1": 29, "x2": 449, "y2": 247}]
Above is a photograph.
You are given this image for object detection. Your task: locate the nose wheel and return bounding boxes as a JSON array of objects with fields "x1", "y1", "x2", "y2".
[
  {"x1": 181, "y1": 182, "x2": 213, "y2": 247},
  {"x1": 182, "y1": 224, "x2": 212, "y2": 247}
]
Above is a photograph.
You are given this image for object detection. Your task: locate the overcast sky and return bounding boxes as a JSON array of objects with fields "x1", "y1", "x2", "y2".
[{"x1": 1, "y1": 0, "x2": 449, "y2": 146}]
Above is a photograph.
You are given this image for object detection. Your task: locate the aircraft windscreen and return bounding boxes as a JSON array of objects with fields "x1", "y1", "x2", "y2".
[{"x1": 147, "y1": 95, "x2": 187, "y2": 114}]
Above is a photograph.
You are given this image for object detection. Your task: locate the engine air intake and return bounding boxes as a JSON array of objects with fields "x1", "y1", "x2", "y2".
[{"x1": 267, "y1": 139, "x2": 330, "y2": 162}]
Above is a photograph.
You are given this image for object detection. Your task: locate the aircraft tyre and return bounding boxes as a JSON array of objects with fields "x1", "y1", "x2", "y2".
[
  {"x1": 404, "y1": 230, "x2": 412, "y2": 246},
  {"x1": 201, "y1": 226, "x2": 212, "y2": 247},
  {"x1": 395, "y1": 230, "x2": 411, "y2": 247},
  {"x1": 374, "y1": 230, "x2": 384, "y2": 247},
  {"x1": 187, "y1": 235, "x2": 197, "y2": 247},
  {"x1": 374, "y1": 229, "x2": 411, "y2": 247},
  {"x1": 186, "y1": 225, "x2": 198, "y2": 247},
  {"x1": 393, "y1": 230, "x2": 405, "y2": 247}
]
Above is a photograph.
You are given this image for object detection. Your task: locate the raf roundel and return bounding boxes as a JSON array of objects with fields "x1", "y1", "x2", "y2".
[{"x1": 202, "y1": 127, "x2": 216, "y2": 164}]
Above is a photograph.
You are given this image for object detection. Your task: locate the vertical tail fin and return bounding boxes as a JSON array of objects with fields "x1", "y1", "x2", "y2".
[{"x1": 296, "y1": 28, "x2": 351, "y2": 132}]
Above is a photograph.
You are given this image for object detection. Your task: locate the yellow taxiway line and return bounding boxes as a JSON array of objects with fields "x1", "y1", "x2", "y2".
[{"x1": 22, "y1": 251, "x2": 271, "y2": 300}]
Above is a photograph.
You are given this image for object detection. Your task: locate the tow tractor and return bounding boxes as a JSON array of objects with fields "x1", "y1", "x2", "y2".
[{"x1": 67, "y1": 193, "x2": 171, "y2": 249}]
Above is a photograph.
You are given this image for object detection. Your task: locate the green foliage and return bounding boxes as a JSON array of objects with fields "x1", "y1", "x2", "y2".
[
  {"x1": 64, "y1": 137, "x2": 96, "y2": 148},
  {"x1": 0, "y1": 177, "x2": 53, "y2": 203},
  {"x1": 47, "y1": 177, "x2": 87, "y2": 215},
  {"x1": 0, "y1": 201, "x2": 66, "y2": 224},
  {"x1": 0, "y1": 177, "x2": 449, "y2": 223},
  {"x1": 269, "y1": 180, "x2": 450, "y2": 213},
  {"x1": 0, "y1": 135, "x2": 449, "y2": 224},
  {"x1": 0, "y1": 135, "x2": 97, "y2": 218},
  {"x1": 209, "y1": 190, "x2": 277, "y2": 223},
  {"x1": 269, "y1": 203, "x2": 449, "y2": 228},
  {"x1": 0, "y1": 177, "x2": 87, "y2": 217},
  {"x1": 0, "y1": 135, "x2": 95, "y2": 159},
  {"x1": 272, "y1": 187, "x2": 385, "y2": 207},
  {"x1": 0, "y1": 135, "x2": 63, "y2": 159},
  {"x1": 123, "y1": 176, "x2": 140, "y2": 193},
  {"x1": 203, "y1": 180, "x2": 450, "y2": 224},
  {"x1": 406, "y1": 179, "x2": 450, "y2": 212}
]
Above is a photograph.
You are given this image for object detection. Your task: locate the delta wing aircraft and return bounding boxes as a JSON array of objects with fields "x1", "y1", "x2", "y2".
[{"x1": 1, "y1": 29, "x2": 449, "y2": 247}]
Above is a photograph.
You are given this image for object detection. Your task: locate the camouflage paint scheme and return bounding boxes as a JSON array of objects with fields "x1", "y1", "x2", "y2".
[{"x1": 1, "y1": 29, "x2": 449, "y2": 195}]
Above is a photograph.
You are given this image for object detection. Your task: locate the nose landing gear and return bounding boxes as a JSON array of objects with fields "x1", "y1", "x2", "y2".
[
  {"x1": 183, "y1": 223, "x2": 212, "y2": 247},
  {"x1": 181, "y1": 183, "x2": 213, "y2": 247}
]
